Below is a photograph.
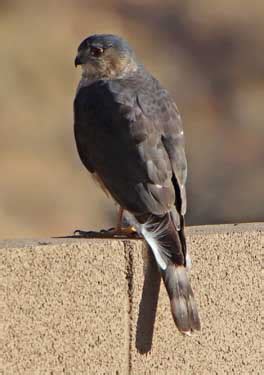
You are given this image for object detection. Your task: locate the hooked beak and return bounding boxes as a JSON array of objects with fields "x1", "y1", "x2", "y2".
[{"x1": 74, "y1": 54, "x2": 82, "y2": 67}]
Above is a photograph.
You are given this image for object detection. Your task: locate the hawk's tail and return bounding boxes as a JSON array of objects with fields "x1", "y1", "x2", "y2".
[
  {"x1": 140, "y1": 212, "x2": 201, "y2": 334},
  {"x1": 161, "y1": 263, "x2": 201, "y2": 334}
]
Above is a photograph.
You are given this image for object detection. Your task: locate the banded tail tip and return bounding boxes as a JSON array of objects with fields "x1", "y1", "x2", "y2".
[{"x1": 163, "y1": 265, "x2": 201, "y2": 334}]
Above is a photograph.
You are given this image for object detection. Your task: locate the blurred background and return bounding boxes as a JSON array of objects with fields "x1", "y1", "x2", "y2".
[{"x1": 0, "y1": 0, "x2": 263, "y2": 238}]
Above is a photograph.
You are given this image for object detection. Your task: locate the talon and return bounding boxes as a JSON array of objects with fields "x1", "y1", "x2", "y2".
[
  {"x1": 100, "y1": 227, "x2": 115, "y2": 233},
  {"x1": 74, "y1": 229, "x2": 89, "y2": 236},
  {"x1": 73, "y1": 226, "x2": 140, "y2": 239},
  {"x1": 73, "y1": 229, "x2": 99, "y2": 238}
]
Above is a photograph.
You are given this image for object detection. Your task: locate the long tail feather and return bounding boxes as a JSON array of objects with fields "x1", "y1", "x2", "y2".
[
  {"x1": 162, "y1": 264, "x2": 201, "y2": 334},
  {"x1": 137, "y1": 211, "x2": 201, "y2": 334}
]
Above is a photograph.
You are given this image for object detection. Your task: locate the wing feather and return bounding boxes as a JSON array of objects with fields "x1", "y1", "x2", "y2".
[{"x1": 74, "y1": 72, "x2": 187, "y2": 217}]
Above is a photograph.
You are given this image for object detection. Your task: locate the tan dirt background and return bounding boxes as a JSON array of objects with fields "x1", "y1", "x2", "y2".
[{"x1": 0, "y1": 0, "x2": 263, "y2": 238}]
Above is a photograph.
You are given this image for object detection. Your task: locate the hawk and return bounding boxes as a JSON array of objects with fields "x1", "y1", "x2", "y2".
[{"x1": 74, "y1": 34, "x2": 200, "y2": 334}]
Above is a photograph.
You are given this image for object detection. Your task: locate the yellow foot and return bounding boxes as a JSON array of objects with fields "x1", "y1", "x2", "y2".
[
  {"x1": 109, "y1": 226, "x2": 138, "y2": 237},
  {"x1": 101, "y1": 225, "x2": 139, "y2": 238},
  {"x1": 74, "y1": 226, "x2": 140, "y2": 239}
]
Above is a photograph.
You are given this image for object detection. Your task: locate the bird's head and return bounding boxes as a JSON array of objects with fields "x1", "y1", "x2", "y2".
[{"x1": 74, "y1": 34, "x2": 138, "y2": 81}]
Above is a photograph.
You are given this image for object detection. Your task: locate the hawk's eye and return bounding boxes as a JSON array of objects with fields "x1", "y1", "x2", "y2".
[{"x1": 90, "y1": 46, "x2": 104, "y2": 57}]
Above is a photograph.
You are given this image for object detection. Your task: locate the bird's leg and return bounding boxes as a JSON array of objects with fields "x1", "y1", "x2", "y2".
[
  {"x1": 74, "y1": 207, "x2": 139, "y2": 238},
  {"x1": 115, "y1": 207, "x2": 137, "y2": 235},
  {"x1": 102, "y1": 207, "x2": 138, "y2": 236},
  {"x1": 116, "y1": 206, "x2": 124, "y2": 232}
]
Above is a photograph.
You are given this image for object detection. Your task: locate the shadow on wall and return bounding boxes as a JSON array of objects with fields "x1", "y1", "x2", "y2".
[{"x1": 136, "y1": 250, "x2": 161, "y2": 354}]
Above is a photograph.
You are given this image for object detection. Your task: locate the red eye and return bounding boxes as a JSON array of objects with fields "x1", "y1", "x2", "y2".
[{"x1": 90, "y1": 46, "x2": 104, "y2": 57}]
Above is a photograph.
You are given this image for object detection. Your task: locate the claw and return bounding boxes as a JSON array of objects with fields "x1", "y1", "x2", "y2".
[
  {"x1": 100, "y1": 227, "x2": 115, "y2": 233},
  {"x1": 73, "y1": 229, "x2": 100, "y2": 238},
  {"x1": 73, "y1": 226, "x2": 140, "y2": 239}
]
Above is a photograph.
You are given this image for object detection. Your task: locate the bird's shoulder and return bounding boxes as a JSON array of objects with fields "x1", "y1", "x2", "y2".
[
  {"x1": 109, "y1": 67, "x2": 183, "y2": 137},
  {"x1": 110, "y1": 67, "x2": 176, "y2": 114},
  {"x1": 76, "y1": 70, "x2": 174, "y2": 125}
]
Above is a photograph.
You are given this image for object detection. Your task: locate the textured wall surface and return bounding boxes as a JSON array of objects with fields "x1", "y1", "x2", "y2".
[{"x1": 1, "y1": 223, "x2": 263, "y2": 374}]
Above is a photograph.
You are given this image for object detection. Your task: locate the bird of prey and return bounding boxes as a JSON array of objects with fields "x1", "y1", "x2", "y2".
[{"x1": 74, "y1": 34, "x2": 200, "y2": 334}]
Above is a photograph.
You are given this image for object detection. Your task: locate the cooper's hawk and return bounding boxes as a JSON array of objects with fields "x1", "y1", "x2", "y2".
[{"x1": 74, "y1": 34, "x2": 200, "y2": 334}]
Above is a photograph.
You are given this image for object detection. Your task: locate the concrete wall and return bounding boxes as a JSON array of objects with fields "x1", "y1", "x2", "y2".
[{"x1": 1, "y1": 223, "x2": 263, "y2": 374}]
